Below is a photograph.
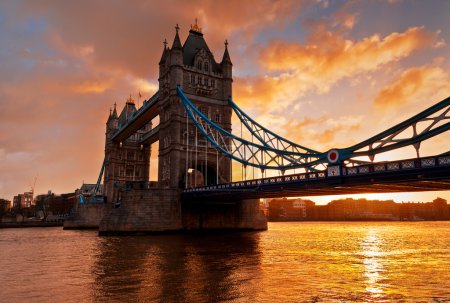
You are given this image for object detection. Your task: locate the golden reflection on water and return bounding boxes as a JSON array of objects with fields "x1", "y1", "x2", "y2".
[
  {"x1": 361, "y1": 229, "x2": 384, "y2": 298},
  {"x1": 1, "y1": 222, "x2": 450, "y2": 302}
]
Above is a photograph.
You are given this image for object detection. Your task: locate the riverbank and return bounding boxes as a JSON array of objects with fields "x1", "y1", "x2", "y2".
[{"x1": 0, "y1": 221, "x2": 63, "y2": 228}]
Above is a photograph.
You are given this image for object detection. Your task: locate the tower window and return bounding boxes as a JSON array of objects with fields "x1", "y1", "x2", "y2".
[
  {"x1": 204, "y1": 62, "x2": 209, "y2": 72},
  {"x1": 189, "y1": 135, "x2": 195, "y2": 145},
  {"x1": 215, "y1": 114, "x2": 220, "y2": 123},
  {"x1": 127, "y1": 152, "x2": 135, "y2": 161},
  {"x1": 126, "y1": 165, "x2": 134, "y2": 177},
  {"x1": 197, "y1": 61, "x2": 202, "y2": 71},
  {"x1": 190, "y1": 74, "x2": 195, "y2": 84},
  {"x1": 211, "y1": 79, "x2": 215, "y2": 88}
]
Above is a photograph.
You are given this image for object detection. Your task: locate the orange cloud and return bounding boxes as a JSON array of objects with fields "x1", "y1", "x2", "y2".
[
  {"x1": 11, "y1": 0, "x2": 306, "y2": 80},
  {"x1": 279, "y1": 115, "x2": 363, "y2": 151},
  {"x1": 233, "y1": 26, "x2": 441, "y2": 117},
  {"x1": 260, "y1": 26, "x2": 438, "y2": 81},
  {"x1": 374, "y1": 65, "x2": 450, "y2": 108},
  {"x1": 72, "y1": 80, "x2": 112, "y2": 94}
]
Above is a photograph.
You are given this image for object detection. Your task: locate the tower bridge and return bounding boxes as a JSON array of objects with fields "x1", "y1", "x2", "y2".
[{"x1": 64, "y1": 22, "x2": 450, "y2": 234}]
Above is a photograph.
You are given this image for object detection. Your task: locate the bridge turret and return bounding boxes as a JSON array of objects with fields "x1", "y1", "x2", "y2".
[
  {"x1": 106, "y1": 102, "x2": 119, "y2": 136},
  {"x1": 221, "y1": 40, "x2": 233, "y2": 99},
  {"x1": 159, "y1": 39, "x2": 168, "y2": 79},
  {"x1": 169, "y1": 24, "x2": 183, "y2": 89},
  {"x1": 103, "y1": 96, "x2": 151, "y2": 203}
]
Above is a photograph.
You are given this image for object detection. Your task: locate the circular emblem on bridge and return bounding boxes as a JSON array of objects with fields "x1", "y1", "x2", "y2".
[{"x1": 327, "y1": 149, "x2": 339, "y2": 163}]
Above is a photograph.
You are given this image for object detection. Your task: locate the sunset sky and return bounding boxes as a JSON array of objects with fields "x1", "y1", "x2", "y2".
[{"x1": 1, "y1": 0, "x2": 449, "y2": 204}]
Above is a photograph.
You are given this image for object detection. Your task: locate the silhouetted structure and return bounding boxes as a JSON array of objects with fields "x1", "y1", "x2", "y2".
[{"x1": 267, "y1": 197, "x2": 449, "y2": 221}]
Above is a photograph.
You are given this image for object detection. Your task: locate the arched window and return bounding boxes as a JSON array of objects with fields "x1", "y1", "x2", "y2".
[
  {"x1": 204, "y1": 62, "x2": 209, "y2": 72},
  {"x1": 197, "y1": 61, "x2": 202, "y2": 71}
]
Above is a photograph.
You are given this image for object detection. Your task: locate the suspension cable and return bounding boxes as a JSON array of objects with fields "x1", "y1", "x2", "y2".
[
  {"x1": 195, "y1": 127, "x2": 198, "y2": 187},
  {"x1": 185, "y1": 110, "x2": 188, "y2": 189},
  {"x1": 216, "y1": 140, "x2": 219, "y2": 184}
]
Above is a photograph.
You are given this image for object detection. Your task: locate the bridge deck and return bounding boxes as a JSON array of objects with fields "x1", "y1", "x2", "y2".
[
  {"x1": 113, "y1": 92, "x2": 159, "y2": 143},
  {"x1": 140, "y1": 125, "x2": 160, "y2": 145},
  {"x1": 182, "y1": 155, "x2": 450, "y2": 201}
]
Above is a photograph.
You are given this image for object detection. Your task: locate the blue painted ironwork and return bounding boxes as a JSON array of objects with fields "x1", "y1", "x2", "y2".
[
  {"x1": 179, "y1": 86, "x2": 449, "y2": 172},
  {"x1": 229, "y1": 97, "x2": 319, "y2": 154},
  {"x1": 334, "y1": 96, "x2": 450, "y2": 163},
  {"x1": 183, "y1": 154, "x2": 450, "y2": 197},
  {"x1": 93, "y1": 158, "x2": 105, "y2": 196},
  {"x1": 79, "y1": 159, "x2": 106, "y2": 204},
  {"x1": 229, "y1": 97, "x2": 322, "y2": 171},
  {"x1": 178, "y1": 86, "x2": 326, "y2": 171}
]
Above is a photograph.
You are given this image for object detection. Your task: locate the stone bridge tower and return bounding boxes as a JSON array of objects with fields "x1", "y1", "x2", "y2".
[
  {"x1": 74, "y1": 22, "x2": 266, "y2": 233},
  {"x1": 157, "y1": 22, "x2": 233, "y2": 189},
  {"x1": 104, "y1": 98, "x2": 151, "y2": 203}
]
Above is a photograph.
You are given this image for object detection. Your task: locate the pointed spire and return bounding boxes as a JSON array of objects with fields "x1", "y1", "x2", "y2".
[
  {"x1": 221, "y1": 39, "x2": 232, "y2": 64},
  {"x1": 159, "y1": 39, "x2": 168, "y2": 64},
  {"x1": 112, "y1": 102, "x2": 118, "y2": 118},
  {"x1": 172, "y1": 24, "x2": 182, "y2": 49}
]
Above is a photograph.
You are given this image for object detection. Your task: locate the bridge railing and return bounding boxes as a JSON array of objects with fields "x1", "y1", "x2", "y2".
[{"x1": 183, "y1": 155, "x2": 450, "y2": 193}]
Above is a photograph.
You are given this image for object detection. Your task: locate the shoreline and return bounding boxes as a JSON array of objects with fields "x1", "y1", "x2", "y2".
[{"x1": 0, "y1": 222, "x2": 63, "y2": 228}]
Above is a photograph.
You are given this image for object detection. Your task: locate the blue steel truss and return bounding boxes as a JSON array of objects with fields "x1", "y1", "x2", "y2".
[
  {"x1": 178, "y1": 86, "x2": 325, "y2": 171},
  {"x1": 335, "y1": 96, "x2": 450, "y2": 163},
  {"x1": 229, "y1": 97, "x2": 322, "y2": 171},
  {"x1": 228, "y1": 97, "x2": 319, "y2": 154},
  {"x1": 178, "y1": 86, "x2": 449, "y2": 171}
]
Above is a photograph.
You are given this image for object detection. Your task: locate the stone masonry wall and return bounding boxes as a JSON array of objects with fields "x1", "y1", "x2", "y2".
[
  {"x1": 63, "y1": 203, "x2": 110, "y2": 229},
  {"x1": 98, "y1": 189, "x2": 183, "y2": 235},
  {"x1": 98, "y1": 189, "x2": 267, "y2": 234},
  {"x1": 182, "y1": 198, "x2": 267, "y2": 231}
]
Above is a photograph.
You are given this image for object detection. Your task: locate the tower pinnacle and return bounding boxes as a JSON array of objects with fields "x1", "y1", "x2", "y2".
[
  {"x1": 112, "y1": 102, "x2": 118, "y2": 118},
  {"x1": 172, "y1": 24, "x2": 182, "y2": 49},
  {"x1": 221, "y1": 39, "x2": 232, "y2": 64},
  {"x1": 126, "y1": 94, "x2": 135, "y2": 104},
  {"x1": 190, "y1": 18, "x2": 202, "y2": 34}
]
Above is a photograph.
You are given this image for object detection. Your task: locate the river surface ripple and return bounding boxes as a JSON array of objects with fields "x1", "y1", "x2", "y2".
[{"x1": 1, "y1": 222, "x2": 450, "y2": 302}]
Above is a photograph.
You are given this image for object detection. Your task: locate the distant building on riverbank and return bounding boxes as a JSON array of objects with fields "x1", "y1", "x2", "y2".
[
  {"x1": 268, "y1": 198, "x2": 315, "y2": 221},
  {"x1": 0, "y1": 199, "x2": 11, "y2": 215},
  {"x1": 13, "y1": 192, "x2": 33, "y2": 209},
  {"x1": 35, "y1": 191, "x2": 77, "y2": 215},
  {"x1": 267, "y1": 197, "x2": 449, "y2": 221}
]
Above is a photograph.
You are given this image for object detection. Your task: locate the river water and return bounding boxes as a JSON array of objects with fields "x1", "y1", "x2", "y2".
[{"x1": 1, "y1": 222, "x2": 450, "y2": 302}]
